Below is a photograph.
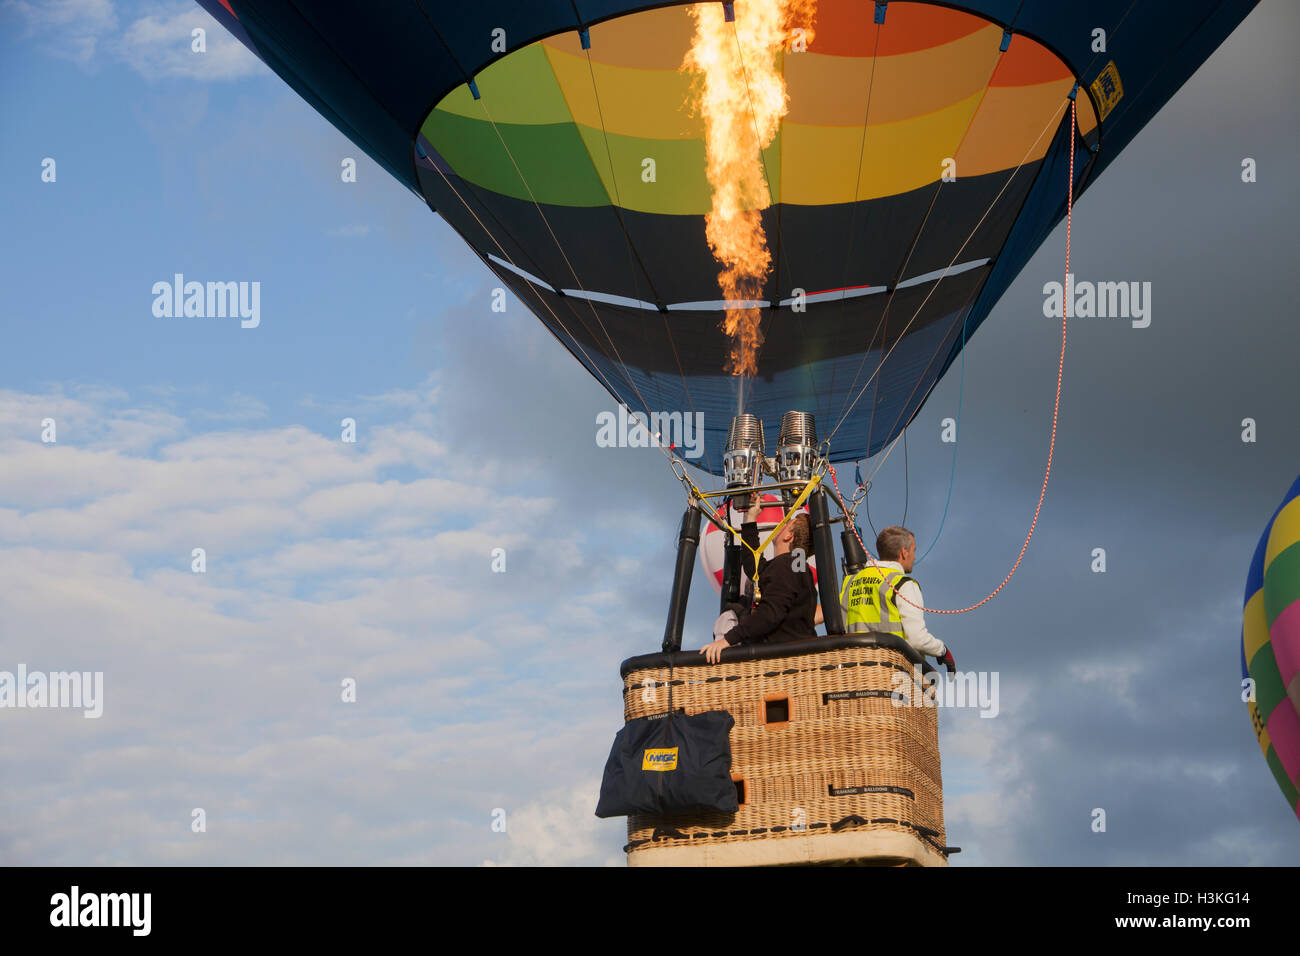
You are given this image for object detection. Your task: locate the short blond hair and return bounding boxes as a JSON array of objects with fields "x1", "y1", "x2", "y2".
[{"x1": 876, "y1": 526, "x2": 914, "y2": 561}]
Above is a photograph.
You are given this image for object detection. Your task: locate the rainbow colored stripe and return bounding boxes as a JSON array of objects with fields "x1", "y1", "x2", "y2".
[{"x1": 423, "y1": 1, "x2": 1097, "y2": 214}]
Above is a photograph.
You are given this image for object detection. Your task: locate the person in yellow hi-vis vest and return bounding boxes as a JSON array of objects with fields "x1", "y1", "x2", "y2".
[{"x1": 840, "y1": 526, "x2": 956, "y2": 672}]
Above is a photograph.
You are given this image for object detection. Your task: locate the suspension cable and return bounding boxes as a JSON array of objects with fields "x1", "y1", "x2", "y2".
[
  {"x1": 834, "y1": 97, "x2": 1076, "y2": 616},
  {"x1": 824, "y1": 96, "x2": 1070, "y2": 450}
]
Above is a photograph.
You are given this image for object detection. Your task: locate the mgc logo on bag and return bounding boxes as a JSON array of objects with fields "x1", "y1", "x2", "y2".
[{"x1": 641, "y1": 747, "x2": 679, "y2": 771}]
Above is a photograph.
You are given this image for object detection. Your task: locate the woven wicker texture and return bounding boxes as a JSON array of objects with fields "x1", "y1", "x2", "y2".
[{"x1": 622, "y1": 644, "x2": 946, "y2": 865}]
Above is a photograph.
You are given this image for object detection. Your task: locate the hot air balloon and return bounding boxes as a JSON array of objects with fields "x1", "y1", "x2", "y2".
[
  {"x1": 1243, "y1": 473, "x2": 1300, "y2": 822},
  {"x1": 201, "y1": 0, "x2": 1261, "y2": 865}
]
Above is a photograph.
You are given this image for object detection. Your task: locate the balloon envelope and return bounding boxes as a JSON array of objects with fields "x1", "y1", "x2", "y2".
[
  {"x1": 200, "y1": 0, "x2": 1259, "y2": 472},
  {"x1": 1243, "y1": 473, "x2": 1300, "y2": 821}
]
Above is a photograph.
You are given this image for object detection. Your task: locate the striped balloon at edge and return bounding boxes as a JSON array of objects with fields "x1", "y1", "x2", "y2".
[{"x1": 1242, "y1": 472, "x2": 1300, "y2": 820}]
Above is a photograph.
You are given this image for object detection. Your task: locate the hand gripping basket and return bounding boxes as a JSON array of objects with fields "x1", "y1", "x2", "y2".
[{"x1": 618, "y1": 635, "x2": 951, "y2": 866}]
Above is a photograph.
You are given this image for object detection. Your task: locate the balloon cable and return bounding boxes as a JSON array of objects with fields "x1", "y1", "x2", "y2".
[
  {"x1": 901, "y1": 428, "x2": 909, "y2": 527},
  {"x1": 824, "y1": 95, "x2": 1069, "y2": 450}
]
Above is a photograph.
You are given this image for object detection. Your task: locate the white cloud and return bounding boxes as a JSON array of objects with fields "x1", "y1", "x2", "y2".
[
  {"x1": 111, "y1": 2, "x2": 262, "y2": 80},
  {"x1": 482, "y1": 781, "x2": 624, "y2": 867},
  {"x1": 0, "y1": 387, "x2": 187, "y2": 458},
  {"x1": 0, "y1": 383, "x2": 646, "y2": 865},
  {"x1": 1066, "y1": 657, "x2": 1145, "y2": 716},
  {"x1": 6, "y1": 0, "x2": 262, "y2": 79},
  {"x1": 4, "y1": 0, "x2": 118, "y2": 66}
]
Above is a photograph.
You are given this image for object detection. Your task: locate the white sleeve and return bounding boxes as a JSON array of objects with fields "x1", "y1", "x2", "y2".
[{"x1": 897, "y1": 580, "x2": 945, "y2": 658}]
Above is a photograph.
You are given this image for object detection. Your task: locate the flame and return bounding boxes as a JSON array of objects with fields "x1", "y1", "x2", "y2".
[{"x1": 684, "y1": 0, "x2": 816, "y2": 378}]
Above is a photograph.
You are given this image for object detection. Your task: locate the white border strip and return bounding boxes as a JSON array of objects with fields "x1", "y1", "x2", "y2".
[
  {"x1": 781, "y1": 285, "x2": 886, "y2": 306},
  {"x1": 560, "y1": 288, "x2": 660, "y2": 311},
  {"x1": 895, "y1": 257, "x2": 991, "y2": 290},
  {"x1": 487, "y1": 253, "x2": 556, "y2": 293},
  {"x1": 667, "y1": 299, "x2": 769, "y2": 311},
  {"x1": 485, "y1": 256, "x2": 991, "y2": 311}
]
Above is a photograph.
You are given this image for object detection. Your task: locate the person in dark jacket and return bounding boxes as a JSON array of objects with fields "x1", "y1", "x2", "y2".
[{"x1": 701, "y1": 509, "x2": 817, "y2": 663}]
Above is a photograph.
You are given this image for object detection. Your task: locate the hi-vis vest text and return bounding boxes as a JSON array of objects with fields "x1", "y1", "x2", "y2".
[{"x1": 840, "y1": 566, "x2": 915, "y2": 637}]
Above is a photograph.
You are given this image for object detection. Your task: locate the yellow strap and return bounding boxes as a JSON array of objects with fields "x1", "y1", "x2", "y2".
[
  {"x1": 683, "y1": 480, "x2": 738, "y2": 537},
  {"x1": 684, "y1": 475, "x2": 822, "y2": 597},
  {"x1": 756, "y1": 474, "x2": 821, "y2": 555},
  {"x1": 748, "y1": 475, "x2": 822, "y2": 595}
]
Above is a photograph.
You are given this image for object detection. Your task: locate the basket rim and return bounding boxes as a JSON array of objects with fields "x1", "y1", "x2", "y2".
[{"x1": 620, "y1": 634, "x2": 929, "y2": 678}]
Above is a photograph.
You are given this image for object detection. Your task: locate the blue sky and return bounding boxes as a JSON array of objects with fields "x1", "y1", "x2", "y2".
[{"x1": 1, "y1": 0, "x2": 1297, "y2": 866}]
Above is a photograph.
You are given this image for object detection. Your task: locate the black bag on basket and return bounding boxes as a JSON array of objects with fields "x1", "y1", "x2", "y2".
[{"x1": 595, "y1": 706, "x2": 738, "y2": 818}]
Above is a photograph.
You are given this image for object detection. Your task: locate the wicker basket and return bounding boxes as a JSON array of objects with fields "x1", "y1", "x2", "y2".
[{"x1": 618, "y1": 636, "x2": 950, "y2": 866}]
